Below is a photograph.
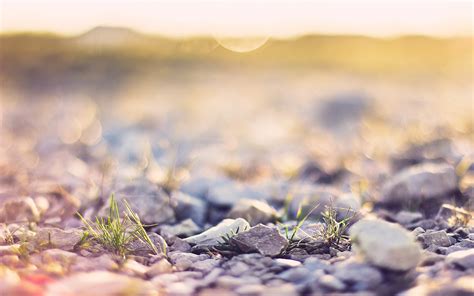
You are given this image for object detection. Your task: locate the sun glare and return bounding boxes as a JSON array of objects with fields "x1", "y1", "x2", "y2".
[{"x1": 215, "y1": 36, "x2": 269, "y2": 53}]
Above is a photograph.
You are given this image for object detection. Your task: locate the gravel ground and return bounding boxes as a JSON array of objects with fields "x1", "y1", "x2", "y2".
[{"x1": 0, "y1": 71, "x2": 473, "y2": 296}]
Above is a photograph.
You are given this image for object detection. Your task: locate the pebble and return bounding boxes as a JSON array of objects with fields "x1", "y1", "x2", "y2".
[
  {"x1": 418, "y1": 230, "x2": 453, "y2": 248},
  {"x1": 318, "y1": 274, "x2": 346, "y2": 291},
  {"x1": 333, "y1": 261, "x2": 383, "y2": 290},
  {"x1": 349, "y1": 218, "x2": 421, "y2": 271},
  {"x1": 0, "y1": 197, "x2": 41, "y2": 223},
  {"x1": 230, "y1": 224, "x2": 289, "y2": 257},
  {"x1": 380, "y1": 163, "x2": 457, "y2": 205},
  {"x1": 99, "y1": 178, "x2": 175, "y2": 224},
  {"x1": 172, "y1": 191, "x2": 207, "y2": 226},
  {"x1": 145, "y1": 260, "x2": 173, "y2": 278},
  {"x1": 227, "y1": 199, "x2": 278, "y2": 226},
  {"x1": 35, "y1": 227, "x2": 83, "y2": 251},
  {"x1": 446, "y1": 249, "x2": 474, "y2": 269},
  {"x1": 184, "y1": 218, "x2": 250, "y2": 246}
]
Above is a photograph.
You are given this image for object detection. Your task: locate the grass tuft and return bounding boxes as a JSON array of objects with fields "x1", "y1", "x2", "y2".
[
  {"x1": 77, "y1": 194, "x2": 160, "y2": 257},
  {"x1": 320, "y1": 204, "x2": 355, "y2": 249}
]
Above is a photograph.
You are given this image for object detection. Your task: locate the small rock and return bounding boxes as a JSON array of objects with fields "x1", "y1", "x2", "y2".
[
  {"x1": 207, "y1": 180, "x2": 266, "y2": 207},
  {"x1": 278, "y1": 267, "x2": 311, "y2": 284},
  {"x1": 349, "y1": 218, "x2": 421, "y2": 271},
  {"x1": 230, "y1": 224, "x2": 289, "y2": 257},
  {"x1": 446, "y1": 249, "x2": 474, "y2": 269},
  {"x1": 160, "y1": 219, "x2": 202, "y2": 237},
  {"x1": 391, "y1": 138, "x2": 460, "y2": 171},
  {"x1": 274, "y1": 259, "x2": 302, "y2": 268},
  {"x1": 40, "y1": 249, "x2": 78, "y2": 262},
  {"x1": 192, "y1": 259, "x2": 221, "y2": 273},
  {"x1": 199, "y1": 288, "x2": 237, "y2": 296},
  {"x1": 303, "y1": 257, "x2": 332, "y2": 272},
  {"x1": 318, "y1": 274, "x2": 346, "y2": 291},
  {"x1": 100, "y1": 178, "x2": 175, "y2": 224},
  {"x1": 70, "y1": 254, "x2": 118, "y2": 272},
  {"x1": 122, "y1": 259, "x2": 148, "y2": 277},
  {"x1": 0, "y1": 197, "x2": 41, "y2": 223},
  {"x1": 129, "y1": 233, "x2": 167, "y2": 256},
  {"x1": 235, "y1": 284, "x2": 265, "y2": 296},
  {"x1": 262, "y1": 284, "x2": 298, "y2": 296},
  {"x1": 395, "y1": 211, "x2": 423, "y2": 225},
  {"x1": 184, "y1": 218, "x2": 250, "y2": 246},
  {"x1": 418, "y1": 230, "x2": 453, "y2": 247},
  {"x1": 317, "y1": 92, "x2": 372, "y2": 131},
  {"x1": 165, "y1": 282, "x2": 195, "y2": 296},
  {"x1": 35, "y1": 227, "x2": 83, "y2": 251},
  {"x1": 380, "y1": 163, "x2": 457, "y2": 205},
  {"x1": 145, "y1": 260, "x2": 172, "y2": 278},
  {"x1": 412, "y1": 227, "x2": 425, "y2": 236},
  {"x1": 333, "y1": 261, "x2": 383, "y2": 290},
  {"x1": 216, "y1": 276, "x2": 261, "y2": 289},
  {"x1": 172, "y1": 191, "x2": 207, "y2": 226},
  {"x1": 227, "y1": 199, "x2": 278, "y2": 226},
  {"x1": 168, "y1": 237, "x2": 192, "y2": 252}
]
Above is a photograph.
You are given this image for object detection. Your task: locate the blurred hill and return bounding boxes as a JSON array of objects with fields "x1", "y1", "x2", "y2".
[{"x1": 0, "y1": 26, "x2": 472, "y2": 98}]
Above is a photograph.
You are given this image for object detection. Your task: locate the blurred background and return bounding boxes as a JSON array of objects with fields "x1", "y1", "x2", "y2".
[{"x1": 0, "y1": 0, "x2": 472, "y2": 209}]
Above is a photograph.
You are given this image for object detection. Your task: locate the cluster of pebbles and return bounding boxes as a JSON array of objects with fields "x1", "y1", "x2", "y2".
[{"x1": 0, "y1": 92, "x2": 473, "y2": 296}]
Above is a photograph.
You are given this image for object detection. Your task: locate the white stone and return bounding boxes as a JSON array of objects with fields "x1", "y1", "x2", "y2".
[
  {"x1": 349, "y1": 218, "x2": 421, "y2": 271},
  {"x1": 184, "y1": 218, "x2": 250, "y2": 246}
]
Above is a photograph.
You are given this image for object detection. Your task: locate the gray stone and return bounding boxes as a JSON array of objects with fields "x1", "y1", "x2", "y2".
[
  {"x1": 261, "y1": 284, "x2": 298, "y2": 296},
  {"x1": 184, "y1": 218, "x2": 250, "y2": 246},
  {"x1": 333, "y1": 261, "x2": 383, "y2": 290},
  {"x1": 160, "y1": 219, "x2": 202, "y2": 237},
  {"x1": 395, "y1": 211, "x2": 423, "y2": 225},
  {"x1": 317, "y1": 93, "x2": 372, "y2": 131},
  {"x1": 380, "y1": 163, "x2": 457, "y2": 204},
  {"x1": 278, "y1": 267, "x2": 309, "y2": 283},
  {"x1": 216, "y1": 276, "x2": 261, "y2": 289},
  {"x1": 100, "y1": 178, "x2": 175, "y2": 224},
  {"x1": 121, "y1": 259, "x2": 148, "y2": 277},
  {"x1": 169, "y1": 252, "x2": 201, "y2": 265},
  {"x1": 274, "y1": 258, "x2": 302, "y2": 268},
  {"x1": 418, "y1": 230, "x2": 453, "y2": 247},
  {"x1": 227, "y1": 199, "x2": 278, "y2": 226},
  {"x1": 0, "y1": 197, "x2": 41, "y2": 223},
  {"x1": 145, "y1": 259, "x2": 173, "y2": 278},
  {"x1": 235, "y1": 284, "x2": 265, "y2": 296},
  {"x1": 207, "y1": 180, "x2": 266, "y2": 207},
  {"x1": 192, "y1": 259, "x2": 221, "y2": 273},
  {"x1": 180, "y1": 174, "x2": 228, "y2": 199},
  {"x1": 349, "y1": 218, "x2": 421, "y2": 271},
  {"x1": 129, "y1": 233, "x2": 167, "y2": 256},
  {"x1": 303, "y1": 257, "x2": 332, "y2": 272},
  {"x1": 446, "y1": 249, "x2": 474, "y2": 269},
  {"x1": 172, "y1": 191, "x2": 207, "y2": 226},
  {"x1": 318, "y1": 274, "x2": 346, "y2": 291},
  {"x1": 165, "y1": 282, "x2": 196, "y2": 296},
  {"x1": 35, "y1": 227, "x2": 83, "y2": 251},
  {"x1": 70, "y1": 254, "x2": 118, "y2": 272},
  {"x1": 230, "y1": 224, "x2": 289, "y2": 257}
]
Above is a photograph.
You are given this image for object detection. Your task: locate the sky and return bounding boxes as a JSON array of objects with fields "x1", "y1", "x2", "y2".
[{"x1": 0, "y1": 0, "x2": 472, "y2": 37}]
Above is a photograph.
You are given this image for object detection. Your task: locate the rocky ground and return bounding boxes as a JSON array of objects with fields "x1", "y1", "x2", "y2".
[{"x1": 0, "y1": 72, "x2": 473, "y2": 296}]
